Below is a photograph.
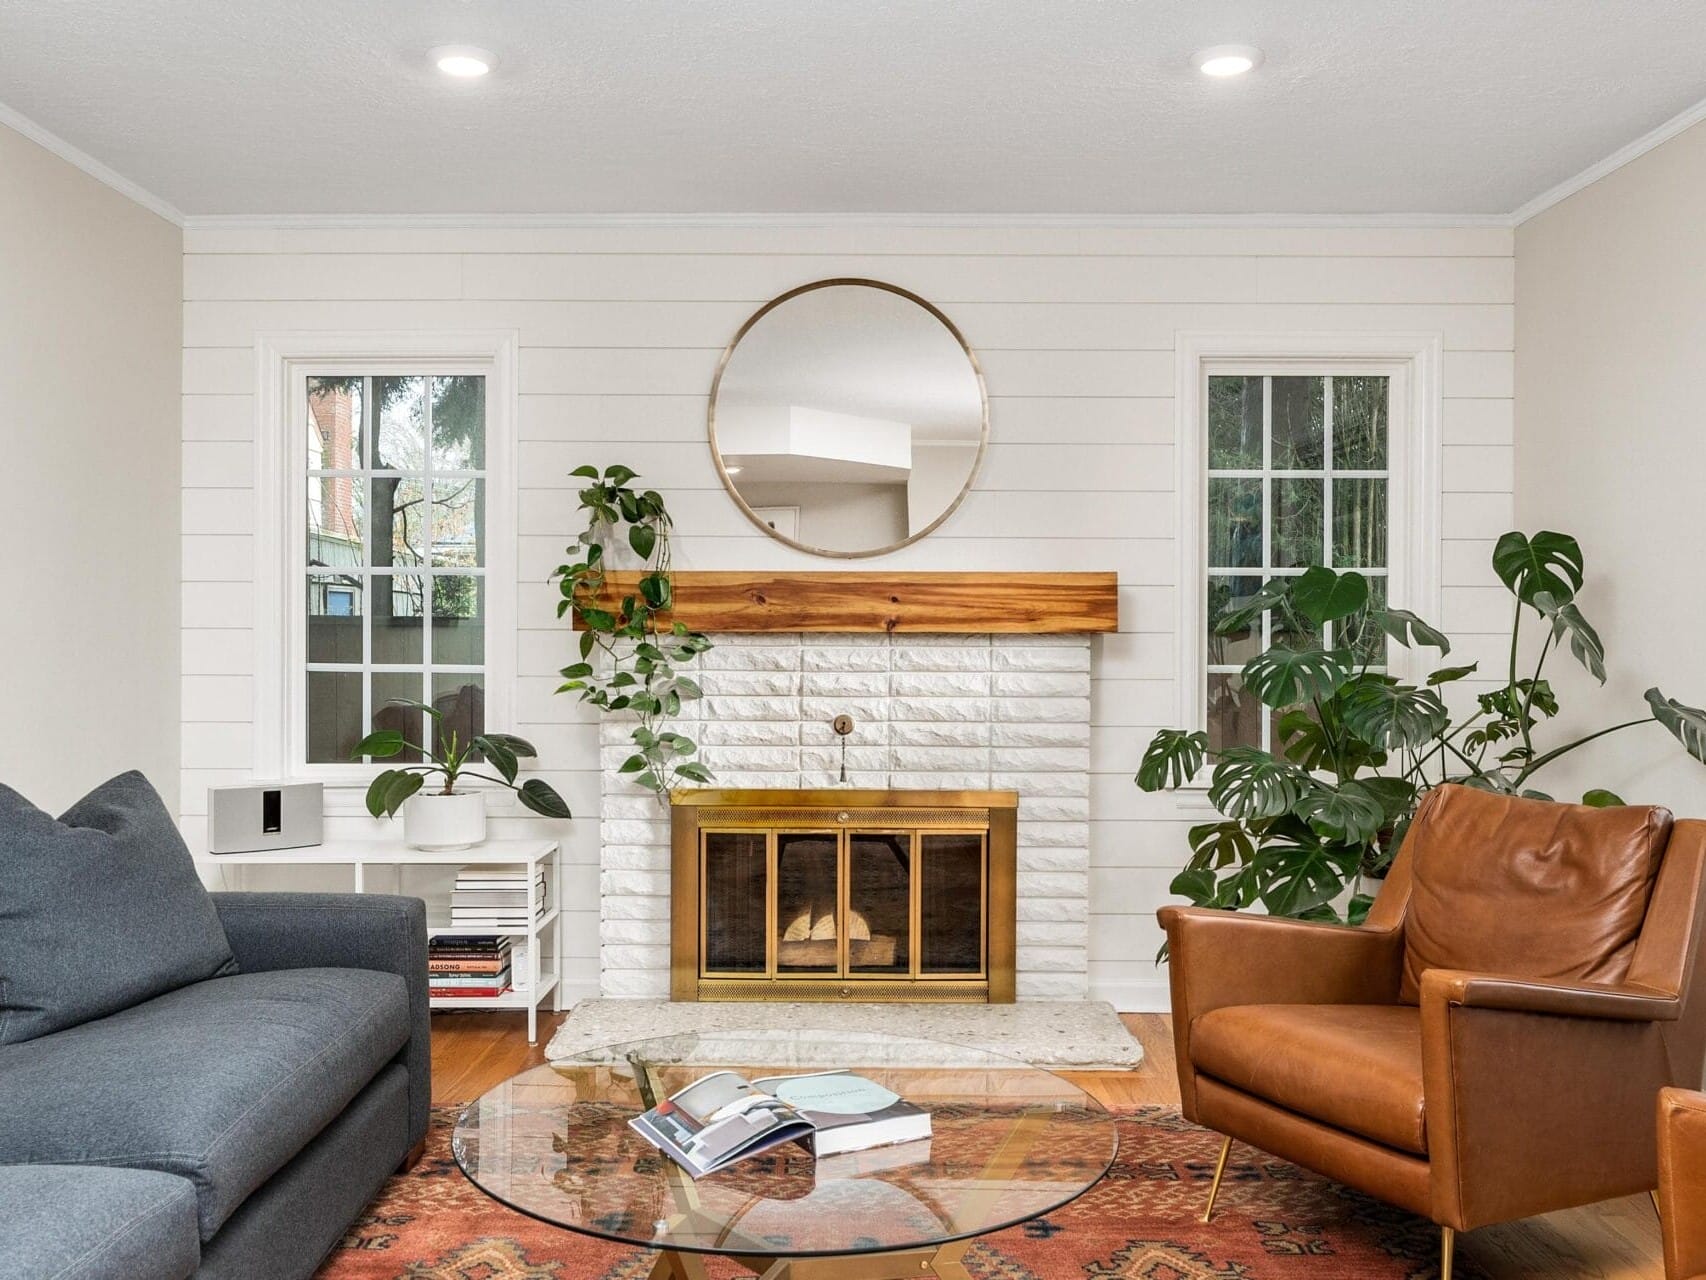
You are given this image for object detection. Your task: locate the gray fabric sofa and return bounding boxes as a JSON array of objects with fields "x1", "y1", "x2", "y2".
[{"x1": 0, "y1": 893, "x2": 430, "y2": 1280}]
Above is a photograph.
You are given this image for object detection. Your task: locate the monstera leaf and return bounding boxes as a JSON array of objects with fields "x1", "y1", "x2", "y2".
[
  {"x1": 1493, "y1": 531, "x2": 1585, "y2": 608},
  {"x1": 1184, "y1": 819, "x2": 1260, "y2": 869},
  {"x1": 1136, "y1": 729, "x2": 1209, "y2": 791},
  {"x1": 1240, "y1": 646, "x2": 1354, "y2": 708},
  {"x1": 1291, "y1": 566, "x2": 1369, "y2": 625},
  {"x1": 1252, "y1": 835, "x2": 1361, "y2": 918},
  {"x1": 1213, "y1": 577, "x2": 1294, "y2": 636},
  {"x1": 1372, "y1": 608, "x2": 1452, "y2": 654},
  {"x1": 1535, "y1": 592, "x2": 1607, "y2": 684},
  {"x1": 1340, "y1": 678, "x2": 1450, "y2": 751},
  {"x1": 1294, "y1": 781, "x2": 1389, "y2": 845},
  {"x1": 1206, "y1": 747, "x2": 1313, "y2": 819},
  {"x1": 1649, "y1": 688, "x2": 1706, "y2": 764}
]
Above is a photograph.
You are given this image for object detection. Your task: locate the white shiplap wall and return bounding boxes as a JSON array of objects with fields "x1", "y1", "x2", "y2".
[{"x1": 178, "y1": 223, "x2": 1515, "y2": 1010}]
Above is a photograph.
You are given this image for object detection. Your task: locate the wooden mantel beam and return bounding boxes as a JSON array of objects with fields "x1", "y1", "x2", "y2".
[{"x1": 582, "y1": 571, "x2": 1118, "y2": 634}]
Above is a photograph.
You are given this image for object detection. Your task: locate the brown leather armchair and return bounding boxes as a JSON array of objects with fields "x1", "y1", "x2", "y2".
[
  {"x1": 1659, "y1": 1088, "x2": 1706, "y2": 1280},
  {"x1": 1160, "y1": 784, "x2": 1706, "y2": 1279}
]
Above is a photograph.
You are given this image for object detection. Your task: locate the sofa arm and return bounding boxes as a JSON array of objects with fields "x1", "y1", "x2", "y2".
[{"x1": 211, "y1": 893, "x2": 430, "y2": 1150}]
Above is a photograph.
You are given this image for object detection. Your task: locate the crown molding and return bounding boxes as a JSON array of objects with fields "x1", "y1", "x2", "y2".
[
  {"x1": 0, "y1": 98, "x2": 183, "y2": 226},
  {"x1": 1510, "y1": 92, "x2": 1706, "y2": 226},
  {"x1": 182, "y1": 209, "x2": 1516, "y2": 231}
]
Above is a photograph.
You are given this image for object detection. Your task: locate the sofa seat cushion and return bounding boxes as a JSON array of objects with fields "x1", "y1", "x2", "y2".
[
  {"x1": 0, "y1": 967, "x2": 409, "y2": 1239},
  {"x1": 1192, "y1": 1004, "x2": 1427, "y2": 1155},
  {"x1": 1, "y1": 1163, "x2": 199, "y2": 1280}
]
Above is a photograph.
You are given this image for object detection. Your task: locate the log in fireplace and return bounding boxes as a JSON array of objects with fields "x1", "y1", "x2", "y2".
[{"x1": 670, "y1": 790, "x2": 1017, "y2": 1003}]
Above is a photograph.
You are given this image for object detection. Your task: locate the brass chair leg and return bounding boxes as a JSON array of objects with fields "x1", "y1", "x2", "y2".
[
  {"x1": 1200, "y1": 1135, "x2": 1232, "y2": 1223},
  {"x1": 1440, "y1": 1225, "x2": 1455, "y2": 1280}
]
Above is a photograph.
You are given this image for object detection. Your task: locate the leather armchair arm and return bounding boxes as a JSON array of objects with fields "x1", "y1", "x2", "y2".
[
  {"x1": 1160, "y1": 906, "x2": 1405, "y2": 1014},
  {"x1": 1659, "y1": 1088, "x2": 1706, "y2": 1280},
  {"x1": 1424, "y1": 969, "x2": 1680, "y2": 1022},
  {"x1": 1419, "y1": 969, "x2": 1674, "y2": 1231}
]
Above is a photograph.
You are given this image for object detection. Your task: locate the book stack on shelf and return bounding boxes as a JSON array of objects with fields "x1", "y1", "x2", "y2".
[
  {"x1": 451, "y1": 865, "x2": 548, "y2": 929},
  {"x1": 428, "y1": 936, "x2": 511, "y2": 998}
]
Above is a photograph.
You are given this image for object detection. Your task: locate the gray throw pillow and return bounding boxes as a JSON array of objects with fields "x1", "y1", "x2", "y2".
[{"x1": 0, "y1": 771, "x2": 237, "y2": 1044}]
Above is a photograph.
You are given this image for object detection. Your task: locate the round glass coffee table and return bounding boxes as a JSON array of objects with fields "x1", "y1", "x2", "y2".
[{"x1": 452, "y1": 1028, "x2": 1118, "y2": 1279}]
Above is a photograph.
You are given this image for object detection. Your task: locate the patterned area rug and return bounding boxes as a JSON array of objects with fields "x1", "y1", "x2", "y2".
[{"x1": 315, "y1": 1106, "x2": 1465, "y2": 1279}]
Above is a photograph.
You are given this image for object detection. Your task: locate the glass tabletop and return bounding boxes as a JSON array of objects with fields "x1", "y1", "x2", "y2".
[{"x1": 451, "y1": 1028, "x2": 1119, "y2": 1259}]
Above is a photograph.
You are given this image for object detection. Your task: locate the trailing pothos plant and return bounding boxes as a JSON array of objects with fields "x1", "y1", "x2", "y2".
[
  {"x1": 554, "y1": 464, "x2": 715, "y2": 799},
  {"x1": 1138, "y1": 530, "x2": 1706, "y2": 934}
]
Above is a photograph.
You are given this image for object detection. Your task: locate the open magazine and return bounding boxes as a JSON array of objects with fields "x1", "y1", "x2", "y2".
[{"x1": 628, "y1": 1069, "x2": 931, "y2": 1178}]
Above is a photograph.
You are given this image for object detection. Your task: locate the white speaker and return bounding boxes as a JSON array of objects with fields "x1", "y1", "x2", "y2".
[{"x1": 208, "y1": 782, "x2": 324, "y2": 854}]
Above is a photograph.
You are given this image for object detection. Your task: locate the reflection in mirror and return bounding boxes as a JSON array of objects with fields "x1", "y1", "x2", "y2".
[{"x1": 710, "y1": 281, "x2": 986, "y2": 557}]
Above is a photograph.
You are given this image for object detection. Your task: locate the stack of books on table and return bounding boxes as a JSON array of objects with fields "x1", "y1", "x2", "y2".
[
  {"x1": 428, "y1": 936, "x2": 511, "y2": 999},
  {"x1": 449, "y1": 866, "x2": 548, "y2": 930}
]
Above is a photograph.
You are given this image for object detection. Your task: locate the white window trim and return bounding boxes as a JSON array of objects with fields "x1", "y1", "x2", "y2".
[
  {"x1": 253, "y1": 330, "x2": 520, "y2": 805},
  {"x1": 1172, "y1": 331, "x2": 1443, "y2": 795}
]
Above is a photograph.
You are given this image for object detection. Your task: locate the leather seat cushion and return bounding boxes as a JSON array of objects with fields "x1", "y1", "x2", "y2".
[
  {"x1": 1399, "y1": 784, "x2": 1672, "y2": 1002},
  {"x1": 1191, "y1": 1003, "x2": 1427, "y2": 1155}
]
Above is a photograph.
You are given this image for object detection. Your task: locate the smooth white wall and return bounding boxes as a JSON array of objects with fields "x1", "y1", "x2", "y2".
[
  {"x1": 1516, "y1": 119, "x2": 1706, "y2": 816},
  {"x1": 0, "y1": 123, "x2": 181, "y2": 812},
  {"x1": 180, "y1": 223, "x2": 1515, "y2": 1008}
]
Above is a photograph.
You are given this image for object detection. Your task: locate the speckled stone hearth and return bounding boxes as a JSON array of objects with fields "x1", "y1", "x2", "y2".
[{"x1": 546, "y1": 997, "x2": 1142, "y2": 1070}]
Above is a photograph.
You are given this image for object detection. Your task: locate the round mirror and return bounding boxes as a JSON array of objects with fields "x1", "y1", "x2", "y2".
[{"x1": 709, "y1": 279, "x2": 988, "y2": 558}]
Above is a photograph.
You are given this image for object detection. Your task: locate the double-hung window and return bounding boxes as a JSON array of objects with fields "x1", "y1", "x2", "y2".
[
  {"x1": 1205, "y1": 372, "x2": 1392, "y2": 750},
  {"x1": 1180, "y1": 333, "x2": 1441, "y2": 765},
  {"x1": 304, "y1": 373, "x2": 488, "y2": 765},
  {"x1": 257, "y1": 332, "x2": 516, "y2": 788}
]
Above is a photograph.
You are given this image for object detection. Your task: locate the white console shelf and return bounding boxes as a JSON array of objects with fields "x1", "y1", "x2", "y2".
[{"x1": 197, "y1": 838, "x2": 562, "y2": 1043}]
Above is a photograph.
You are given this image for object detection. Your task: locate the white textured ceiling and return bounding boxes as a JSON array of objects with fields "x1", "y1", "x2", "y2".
[{"x1": 2, "y1": 1, "x2": 1704, "y2": 218}]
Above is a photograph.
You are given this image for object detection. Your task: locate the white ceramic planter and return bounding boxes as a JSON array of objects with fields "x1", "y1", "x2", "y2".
[{"x1": 403, "y1": 790, "x2": 487, "y2": 851}]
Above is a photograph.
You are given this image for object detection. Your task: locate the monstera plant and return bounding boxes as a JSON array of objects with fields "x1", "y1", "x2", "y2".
[{"x1": 1137, "y1": 530, "x2": 1706, "y2": 931}]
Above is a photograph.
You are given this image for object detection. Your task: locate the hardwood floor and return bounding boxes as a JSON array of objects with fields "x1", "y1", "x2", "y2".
[{"x1": 429, "y1": 1009, "x2": 1664, "y2": 1279}]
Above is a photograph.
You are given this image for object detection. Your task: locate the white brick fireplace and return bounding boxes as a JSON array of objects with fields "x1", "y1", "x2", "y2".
[{"x1": 599, "y1": 631, "x2": 1092, "y2": 1000}]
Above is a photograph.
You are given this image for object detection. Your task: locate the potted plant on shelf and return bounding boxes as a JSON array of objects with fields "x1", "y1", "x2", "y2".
[
  {"x1": 353, "y1": 699, "x2": 571, "y2": 851},
  {"x1": 1136, "y1": 530, "x2": 1706, "y2": 940}
]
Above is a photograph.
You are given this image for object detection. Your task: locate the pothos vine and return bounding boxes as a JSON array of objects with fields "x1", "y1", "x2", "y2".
[{"x1": 554, "y1": 465, "x2": 714, "y2": 798}]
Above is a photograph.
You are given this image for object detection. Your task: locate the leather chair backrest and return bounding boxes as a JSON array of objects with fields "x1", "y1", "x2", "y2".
[{"x1": 1398, "y1": 784, "x2": 1674, "y2": 1003}]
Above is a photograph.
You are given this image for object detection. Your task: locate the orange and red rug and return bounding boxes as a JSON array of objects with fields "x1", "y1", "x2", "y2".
[{"x1": 316, "y1": 1105, "x2": 1461, "y2": 1279}]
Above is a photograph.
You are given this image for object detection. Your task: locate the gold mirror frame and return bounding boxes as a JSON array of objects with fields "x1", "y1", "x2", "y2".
[{"x1": 707, "y1": 278, "x2": 990, "y2": 560}]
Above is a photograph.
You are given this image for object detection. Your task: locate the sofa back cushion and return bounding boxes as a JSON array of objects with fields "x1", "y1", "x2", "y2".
[
  {"x1": 1399, "y1": 784, "x2": 1673, "y2": 1002},
  {"x1": 0, "y1": 771, "x2": 237, "y2": 1044}
]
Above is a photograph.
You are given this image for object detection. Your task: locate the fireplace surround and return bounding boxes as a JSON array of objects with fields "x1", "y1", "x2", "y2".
[{"x1": 670, "y1": 789, "x2": 1017, "y2": 1003}]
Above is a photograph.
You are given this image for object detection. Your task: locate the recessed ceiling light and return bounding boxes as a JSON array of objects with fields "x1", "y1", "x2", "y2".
[
  {"x1": 724, "y1": 466, "x2": 744, "y2": 476},
  {"x1": 431, "y1": 46, "x2": 496, "y2": 78},
  {"x1": 1194, "y1": 45, "x2": 1263, "y2": 77}
]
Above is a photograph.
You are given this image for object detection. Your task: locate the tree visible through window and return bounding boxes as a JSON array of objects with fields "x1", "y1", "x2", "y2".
[
  {"x1": 304, "y1": 374, "x2": 487, "y2": 764},
  {"x1": 1205, "y1": 373, "x2": 1391, "y2": 751}
]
